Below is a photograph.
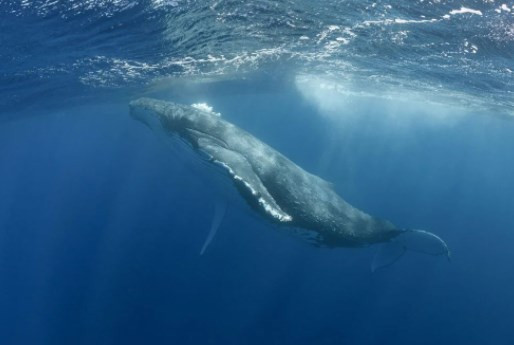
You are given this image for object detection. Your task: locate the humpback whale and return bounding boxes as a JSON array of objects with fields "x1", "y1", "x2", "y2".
[{"x1": 129, "y1": 98, "x2": 450, "y2": 270}]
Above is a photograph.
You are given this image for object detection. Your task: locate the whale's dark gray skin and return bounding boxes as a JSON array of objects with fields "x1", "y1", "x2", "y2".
[{"x1": 129, "y1": 98, "x2": 450, "y2": 266}]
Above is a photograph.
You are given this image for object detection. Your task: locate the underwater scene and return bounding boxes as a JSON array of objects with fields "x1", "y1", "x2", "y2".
[{"x1": 1, "y1": 1, "x2": 513, "y2": 344}]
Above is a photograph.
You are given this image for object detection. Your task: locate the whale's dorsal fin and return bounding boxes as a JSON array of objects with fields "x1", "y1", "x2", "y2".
[{"x1": 196, "y1": 137, "x2": 292, "y2": 223}]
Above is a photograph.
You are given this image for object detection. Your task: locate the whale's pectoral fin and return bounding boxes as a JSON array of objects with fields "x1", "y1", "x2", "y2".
[
  {"x1": 197, "y1": 138, "x2": 292, "y2": 223},
  {"x1": 372, "y1": 229, "x2": 450, "y2": 272},
  {"x1": 200, "y1": 201, "x2": 227, "y2": 255}
]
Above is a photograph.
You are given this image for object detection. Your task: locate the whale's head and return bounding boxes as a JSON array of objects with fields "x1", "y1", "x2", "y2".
[
  {"x1": 129, "y1": 98, "x2": 201, "y2": 134},
  {"x1": 129, "y1": 97, "x2": 171, "y2": 132}
]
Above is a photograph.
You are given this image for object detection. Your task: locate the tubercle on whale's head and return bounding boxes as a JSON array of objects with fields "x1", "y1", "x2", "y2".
[
  {"x1": 130, "y1": 98, "x2": 221, "y2": 136},
  {"x1": 129, "y1": 98, "x2": 162, "y2": 131},
  {"x1": 130, "y1": 97, "x2": 169, "y2": 113},
  {"x1": 129, "y1": 97, "x2": 197, "y2": 124},
  {"x1": 129, "y1": 97, "x2": 178, "y2": 132},
  {"x1": 129, "y1": 97, "x2": 168, "y2": 114}
]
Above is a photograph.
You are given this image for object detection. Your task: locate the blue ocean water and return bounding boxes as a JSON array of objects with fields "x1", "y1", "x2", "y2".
[{"x1": 1, "y1": 1, "x2": 514, "y2": 344}]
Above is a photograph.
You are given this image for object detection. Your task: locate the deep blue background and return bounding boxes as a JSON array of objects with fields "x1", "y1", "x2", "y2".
[{"x1": 1, "y1": 84, "x2": 513, "y2": 345}]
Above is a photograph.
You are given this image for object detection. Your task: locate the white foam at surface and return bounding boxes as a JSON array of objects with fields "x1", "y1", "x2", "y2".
[
  {"x1": 449, "y1": 7, "x2": 483, "y2": 16},
  {"x1": 78, "y1": 47, "x2": 289, "y2": 87},
  {"x1": 362, "y1": 18, "x2": 439, "y2": 26},
  {"x1": 500, "y1": 4, "x2": 511, "y2": 12},
  {"x1": 394, "y1": 18, "x2": 438, "y2": 24},
  {"x1": 152, "y1": 0, "x2": 180, "y2": 9}
]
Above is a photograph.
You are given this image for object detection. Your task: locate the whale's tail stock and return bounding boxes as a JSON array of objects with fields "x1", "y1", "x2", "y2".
[{"x1": 371, "y1": 229, "x2": 451, "y2": 272}]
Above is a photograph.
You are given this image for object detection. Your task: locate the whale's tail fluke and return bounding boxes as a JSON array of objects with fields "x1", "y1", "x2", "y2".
[{"x1": 371, "y1": 229, "x2": 450, "y2": 272}]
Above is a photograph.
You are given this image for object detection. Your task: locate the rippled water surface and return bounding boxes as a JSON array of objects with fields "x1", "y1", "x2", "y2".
[{"x1": 2, "y1": 0, "x2": 513, "y2": 113}]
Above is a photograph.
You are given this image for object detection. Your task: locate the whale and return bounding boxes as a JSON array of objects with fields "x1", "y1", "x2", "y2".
[{"x1": 129, "y1": 97, "x2": 450, "y2": 270}]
